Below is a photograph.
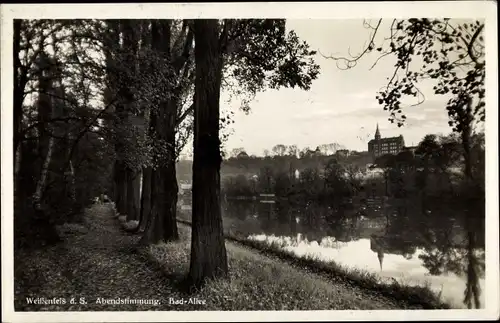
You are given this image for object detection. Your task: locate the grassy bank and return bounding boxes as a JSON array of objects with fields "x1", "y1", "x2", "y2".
[
  {"x1": 174, "y1": 219, "x2": 450, "y2": 309},
  {"x1": 136, "y1": 223, "x2": 420, "y2": 310}
]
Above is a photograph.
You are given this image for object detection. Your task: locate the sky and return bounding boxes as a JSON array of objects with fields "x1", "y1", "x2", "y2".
[{"x1": 205, "y1": 19, "x2": 457, "y2": 157}]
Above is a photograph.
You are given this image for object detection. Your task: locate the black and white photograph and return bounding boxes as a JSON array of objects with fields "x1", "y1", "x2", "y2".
[{"x1": 1, "y1": 2, "x2": 498, "y2": 322}]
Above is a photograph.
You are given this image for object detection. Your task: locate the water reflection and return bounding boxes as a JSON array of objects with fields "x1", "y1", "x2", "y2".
[{"x1": 177, "y1": 197, "x2": 485, "y2": 309}]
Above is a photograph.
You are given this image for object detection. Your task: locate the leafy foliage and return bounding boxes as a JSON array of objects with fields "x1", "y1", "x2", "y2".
[
  {"x1": 328, "y1": 19, "x2": 485, "y2": 132},
  {"x1": 221, "y1": 19, "x2": 320, "y2": 112}
]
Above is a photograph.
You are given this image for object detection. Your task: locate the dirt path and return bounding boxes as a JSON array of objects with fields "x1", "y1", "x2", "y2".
[{"x1": 15, "y1": 204, "x2": 181, "y2": 311}]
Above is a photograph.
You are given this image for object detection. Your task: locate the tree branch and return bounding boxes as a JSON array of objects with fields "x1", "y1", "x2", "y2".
[
  {"x1": 173, "y1": 21, "x2": 194, "y2": 73},
  {"x1": 63, "y1": 97, "x2": 119, "y2": 171},
  {"x1": 20, "y1": 116, "x2": 84, "y2": 139},
  {"x1": 175, "y1": 103, "x2": 194, "y2": 128},
  {"x1": 321, "y1": 18, "x2": 383, "y2": 70},
  {"x1": 467, "y1": 24, "x2": 484, "y2": 65}
]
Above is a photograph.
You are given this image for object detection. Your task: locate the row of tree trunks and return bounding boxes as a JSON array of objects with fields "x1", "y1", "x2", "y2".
[
  {"x1": 111, "y1": 20, "x2": 138, "y2": 220},
  {"x1": 132, "y1": 19, "x2": 197, "y2": 242},
  {"x1": 111, "y1": 19, "x2": 228, "y2": 288},
  {"x1": 140, "y1": 20, "x2": 179, "y2": 243}
]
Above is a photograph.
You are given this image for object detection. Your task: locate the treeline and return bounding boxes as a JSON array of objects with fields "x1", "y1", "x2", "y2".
[
  {"x1": 219, "y1": 131, "x2": 485, "y2": 210},
  {"x1": 223, "y1": 158, "x2": 362, "y2": 204},
  {"x1": 176, "y1": 149, "x2": 372, "y2": 182},
  {"x1": 13, "y1": 19, "x2": 320, "y2": 287},
  {"x1": 371, "y1": 132, "x2": 485, "y2": 200}
]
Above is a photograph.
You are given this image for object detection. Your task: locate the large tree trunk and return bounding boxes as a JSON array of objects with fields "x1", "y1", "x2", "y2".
[
  {"x1": 33, "y1": 137, "x2": 54, "y2": 211},
  {"x1": 26, "y1": 51, "x2": 63, "y2": 246},
  {"x1": 188, "y1": 19, "x2": 228, "y2": 287},
  {"x1": 63, "y1": 110, "x2": 77, "y2": 213},
  {"x1": 161, "y1": 146, "x2": 179, "y2": 241},
  {"x1": 139, "y1": 169, "x2": 165, "y2": 244},
  {"x1": 13, "y1": 19, "x2": 26, "y2": 157},
  {"x1": 31, "y1": 136, "x2": 60, "y2": 245},
  {"x1": 461, "y1": 99, "x2": 481, "y2": 308},
  {"x1": 126, "y1": 168, "x2": 141, "y2": 221},
  {"x1": 138, "y1": 166, "x2": 152, "y2": 232},
  {"x1": 114, "y1": 161, "x2": 128, "y2": 215},
  {"x1": 136, "y1": 20, "x2": 153, "y2": 232},
  {"x1": 114, "y1": 20, "x2": 140, "y2": 217},
  {"x1": 141, "y1": 20, "x2": 181, "y2": 244},
  {"x1": 14, "y1": 144, "x2": 22, "y2": 195},
  {"x1": 141, "y1": 102, "x2": 180, "y2": 242}
]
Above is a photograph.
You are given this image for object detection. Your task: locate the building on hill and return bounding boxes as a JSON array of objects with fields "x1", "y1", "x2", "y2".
[{"x1": 367, "y1": 124, "x2": 405, "y2": 159}]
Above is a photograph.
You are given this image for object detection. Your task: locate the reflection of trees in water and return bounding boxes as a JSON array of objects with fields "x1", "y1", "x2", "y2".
[
  {"x1": 381, "y1": 199, "x2": 485, "y2": 308},
  {"x1": 273, "y1": 202, "x2": 297, "y2": 237},
  {"x1": 223, "y1": 200, "x2": 252, "y2": 221},
  {"x1": 322, "y1": 203, "x2": 360, "y2": 242},
  {"x1": 464, "y1": 231, "x2": 484, "y2": 309},
  {"x1": 255, "y1": 201, "x2": 280, "y2": 235},
  {"x1": 225, "y1": 197, "x2": 485, "y2": 308}
]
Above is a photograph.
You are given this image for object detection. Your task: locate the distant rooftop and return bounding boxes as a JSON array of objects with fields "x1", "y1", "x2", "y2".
[{"x1": 368, "y1": 136, "x2": 404, "y2": 144}]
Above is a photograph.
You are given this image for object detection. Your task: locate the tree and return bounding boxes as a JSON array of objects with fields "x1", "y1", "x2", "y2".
[
  {"x1": 188, "y1": 19, "x2": 319, "y2": 287},
  {"x1": 135, "y1": 19, "x2": 195, "y2": 243},
  {"x1": 14, "y1": 20, "x2": 115, "y2": 247},
  {"x1": 121, "y1": 20, "x2": 141, "y2": 223},
  {"x1": 230, "y1": 147, "x2": 245, "y2": 158},
  {"x1": 298, "y1": 167, "x2": 323, "y2": 197},
  {"x1": 258, "y1": 166, "x2": 274, "y2": 193},
  {"x1": 299, "y1": 146, "x2": 314, "y2": 158},
  {"x1": 272, "y1": 144, "x2": 288, "y2": 157},
  {"x1": 188, "y1": 19, "x2": 228, "y2": 287},
  {"x1": 29, "y1": 52, "x2": 63, "y2": 245},
  {"x1": 236, "y1": 151, "x2": 249, "y2": 159},
  {"x1": 323, "y1": 159, "x2": 346, "y2": 201},
  {"x1": 274, "y1": 171, "x2": 292, "y2": 197},
  {"x1": 328, "y1": 18, "x2": 485, "y2": 307},
  {"x1": 374, "y1": 154, "x2": 397, "y2": 196},
  {"x1": 328, "y1": 18, "x2": 484, "y2": 179},
  {"x1": 416, "y1": 134, "x2": 440, "y2": 166},
  {"x1": 318, "y1": 143, "x2": 344, "y2": 156},
  {"x1": 287, "y1": 144, "x2": 298, "y2": 157}
]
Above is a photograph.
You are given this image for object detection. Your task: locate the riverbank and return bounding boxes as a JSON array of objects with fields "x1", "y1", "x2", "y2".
[
  {"x1": 175, "y1": 218, "x2": 450, "y2": 309},
  {"x1": 140, "y1": 221, "x2": 428, "y2": 310}
]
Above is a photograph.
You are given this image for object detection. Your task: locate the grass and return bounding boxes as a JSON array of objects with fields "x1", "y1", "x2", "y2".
[
  {"x1": 137, "y1": 224, "x2": 415, "y2": 310},
  {"x1": 175, "y1": 219, "x2": 450, "y2": 309}
]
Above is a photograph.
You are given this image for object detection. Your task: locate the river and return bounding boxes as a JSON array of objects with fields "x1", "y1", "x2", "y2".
[{"x1": 177, "y1": 196, "x2": 485, "y2": 309}]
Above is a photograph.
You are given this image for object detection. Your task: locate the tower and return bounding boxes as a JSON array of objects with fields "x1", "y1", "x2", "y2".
[{"x1": 375, "y1": 123, "x2": 381, "y2": 140}]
